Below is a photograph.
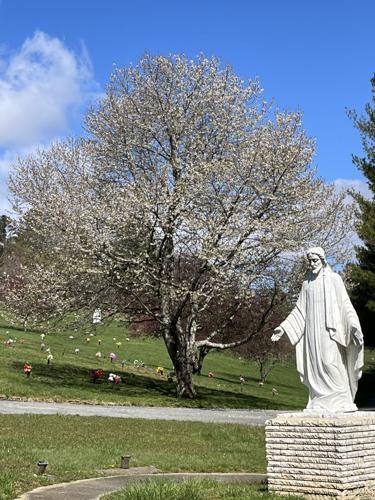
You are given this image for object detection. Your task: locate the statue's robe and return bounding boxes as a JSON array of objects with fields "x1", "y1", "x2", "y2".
[{"x1": 281, "y1": 269, "x2": 364, "y2": 412}]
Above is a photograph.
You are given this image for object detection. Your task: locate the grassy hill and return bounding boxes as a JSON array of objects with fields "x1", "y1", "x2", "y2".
[{"x1": 0, "y1": 314, "x2": 373, "y2": 409}]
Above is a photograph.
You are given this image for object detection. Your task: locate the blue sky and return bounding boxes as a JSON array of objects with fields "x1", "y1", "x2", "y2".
[{"x1": 0, "y1": 0, "x2": 374, "y2": 212}]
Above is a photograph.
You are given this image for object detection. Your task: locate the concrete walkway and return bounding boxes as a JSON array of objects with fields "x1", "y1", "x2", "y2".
[
  {"x1": 0, "y1": 400, "x2": 287, "y2": 425},
  {"x1": 16, "y1": 467, "x2": 266, "y2": 500}
]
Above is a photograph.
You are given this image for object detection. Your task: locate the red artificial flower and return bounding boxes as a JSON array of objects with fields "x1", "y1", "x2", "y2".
[
  {"x1": 90, "y1": 369, "x2": 105, "y2": 382},
  {"x1": 23, "y1": 363, "x2": 32, "y2": 376}
]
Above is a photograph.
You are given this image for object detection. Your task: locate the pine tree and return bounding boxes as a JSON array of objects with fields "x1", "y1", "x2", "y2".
[{"x1": 349, "y1": 75, "x2": 375, "y2": 346}]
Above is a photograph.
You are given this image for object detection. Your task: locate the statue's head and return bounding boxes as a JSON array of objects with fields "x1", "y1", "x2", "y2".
[{"x1": 306, "y1": 247, "x2": 326, "y2": 275}]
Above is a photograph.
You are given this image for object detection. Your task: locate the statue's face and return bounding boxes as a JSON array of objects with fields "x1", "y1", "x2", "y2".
[{"x1": 307, "y1": 253, "x2": 323, "y2": 274}]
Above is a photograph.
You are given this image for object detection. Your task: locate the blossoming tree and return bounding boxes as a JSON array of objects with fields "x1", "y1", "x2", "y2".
[{"x1": 8, "y1": 54, "x2": 355, "y2": 398}]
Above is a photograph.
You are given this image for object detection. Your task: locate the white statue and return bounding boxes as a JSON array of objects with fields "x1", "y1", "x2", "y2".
[
  {"x1": 92, "y1": 308, "x2": 102, "y2": 325},
  {"x1": 272, "y1": 247, "x2": 364, "y2": 412}
]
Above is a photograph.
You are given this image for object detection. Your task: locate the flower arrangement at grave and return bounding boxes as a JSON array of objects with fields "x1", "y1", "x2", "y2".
[
  {"x1": 116, "y1": 341, "x2": 122, "y2": 348},
  {"x1": 208, "y1": 371, "x2": 214, "y2": 378},
  {"x1": 47, "y1": 354, "x2": 53, "y2": 365},
  {"x1": 156, "y1": 366, "x2": 164, "y2": 376},
  {"x1": 108, "y1": 373, "x2": 121, "y2": 385},
  {"x1": 133, "y1": 359, "x2": 144, "y2": 369},
  {"x1": 23, "y1": 362, "x2": 32, "y2": 377},
  {"x1": 90, "y1": 369, "x2": 105, "y2": 383},
  {"x1": 239, "y1": 375, "x2": 246, "y2": 384},
  {"x1": 95, "y1": 351, "x2": 102, "y2": 360},
  {"x1": 75, "y1": 348, "x2": 80, "y2": 354},
  {"x1": 109, "y1": 352, "x2": 116, "y2": 363}
]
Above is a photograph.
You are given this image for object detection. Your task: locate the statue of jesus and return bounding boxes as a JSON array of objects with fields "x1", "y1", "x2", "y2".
[{"x1": 272, "y1": 247, "x2": 364, "y2": 412}]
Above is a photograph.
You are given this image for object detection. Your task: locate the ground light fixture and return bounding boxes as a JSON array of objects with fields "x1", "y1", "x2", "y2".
[
  {"x1": 37, "y1": 460, "x2": 48, "y2": 474},
  {"x1": 121, "y1": 455, "x2": 131, "y2": 469}
]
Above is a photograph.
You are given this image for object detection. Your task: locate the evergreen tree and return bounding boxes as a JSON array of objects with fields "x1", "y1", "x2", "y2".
[{"x1": 349, "y1": 75, "x2": 375, "y2": 346}]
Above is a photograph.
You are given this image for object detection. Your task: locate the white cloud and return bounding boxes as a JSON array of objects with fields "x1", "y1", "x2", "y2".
[
  {"x1": 0, "y1": 31, "x2": 100, "y2": 215},
  {"x1": 334, "y1": 178, "x2": 371, "y2": 200},
  {"x1": 0, "y1": 31, "x2": 98, "y2": 148}
]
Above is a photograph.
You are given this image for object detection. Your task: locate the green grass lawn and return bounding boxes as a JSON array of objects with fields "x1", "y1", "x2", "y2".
[
  {"x1": 0, "y1": 415, "x2": 266, "y2": 500},
  {"x1": 103, "y1": 479, "x2": 303, "y2": 500},
  {"x1": 0, "y1": 315, "x2": 308, "y2": 409},
  {"x1": 1, "y1": 314, "x2": 374, "y2": 410}
]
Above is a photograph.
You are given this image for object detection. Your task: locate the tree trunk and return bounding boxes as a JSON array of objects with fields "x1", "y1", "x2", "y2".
[
  {"x1": 162, "y1": 326, "x2": 197, "y2": 399},
  {"x1": 258, "y1": 360, "x2": 267, "y2": 383},
  {"x1": 174, "y1": 352, "x2": 197, "y2": 399},
  {"x1": 194, "y1": 345, "x2": 211, "y2": 375}
]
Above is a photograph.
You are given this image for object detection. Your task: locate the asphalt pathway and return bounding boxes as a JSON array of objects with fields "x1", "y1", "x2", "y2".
[{"x1": 0, "y1": 400, "x2": 287, "y2": 425}]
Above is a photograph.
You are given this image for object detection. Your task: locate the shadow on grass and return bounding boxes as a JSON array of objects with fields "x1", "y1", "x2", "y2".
[
  {"x1": 208, "y1": 371, "x2": 298, "y2": 391},
  {"x1": 0, "y1": 323, "x2": 42, "y2": 335},
  {"x1": 201, "y1": 371, "x2": 260, "y2": 385},
  {"x1": 356, "y1": 364, "x2": 375, "y2": 408},
  {"x1": 11, "y1": 361, "x2": 291, "y2": 409}
]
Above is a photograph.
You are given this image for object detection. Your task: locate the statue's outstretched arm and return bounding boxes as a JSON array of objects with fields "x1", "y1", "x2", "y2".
[{"x1": 271, "y1": 326, "x2": 284, "y2": 342}]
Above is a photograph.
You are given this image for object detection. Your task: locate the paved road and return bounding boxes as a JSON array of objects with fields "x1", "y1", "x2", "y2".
[{"x1": 0, "y1": 400, "x2": 288, "y2": 425}]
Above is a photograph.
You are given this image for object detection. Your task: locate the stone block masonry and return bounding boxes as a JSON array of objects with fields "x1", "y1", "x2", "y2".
[{"x1": 265, "y1": 412, "x2": 375, "y2": 498}]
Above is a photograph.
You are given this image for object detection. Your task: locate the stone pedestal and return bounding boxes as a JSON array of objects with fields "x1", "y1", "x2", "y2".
[{"x1": 266, "y1": 412, "x2": 375, "y2": 498}]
